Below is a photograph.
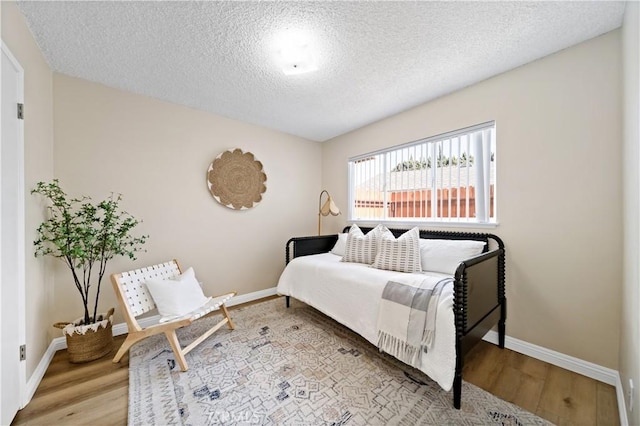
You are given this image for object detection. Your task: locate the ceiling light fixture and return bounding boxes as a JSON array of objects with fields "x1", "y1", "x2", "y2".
[{"x1": 274, "y1": 29, "x2": 318, "y2": 76}]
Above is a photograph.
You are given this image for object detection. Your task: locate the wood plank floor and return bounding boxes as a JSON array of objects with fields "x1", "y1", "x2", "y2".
[
  {"x1": 13, "y1": 298, "x2": 620, "y2": 425},
  {"x1": 463, "y1": 341, "x2": 620, "y2": 425}
]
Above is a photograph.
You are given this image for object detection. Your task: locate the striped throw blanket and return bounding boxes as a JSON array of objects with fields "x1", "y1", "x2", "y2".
[{"x1": 377, "y1": 276, "x2": 453, "y2": 368}]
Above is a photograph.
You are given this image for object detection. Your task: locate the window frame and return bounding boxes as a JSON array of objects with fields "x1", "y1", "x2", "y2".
[{"x1": 347, "y1": 121, "x2": 497, "y2": 229}]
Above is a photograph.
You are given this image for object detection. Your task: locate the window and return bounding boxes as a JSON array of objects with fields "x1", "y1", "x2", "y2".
[{"x1": 348, "y1": 121, "x2": 496, "y2": 225}]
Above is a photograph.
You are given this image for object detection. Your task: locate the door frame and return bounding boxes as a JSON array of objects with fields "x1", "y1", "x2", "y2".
[{"x1": 1, "y1": 40, "x2": 27, "y2": 414}]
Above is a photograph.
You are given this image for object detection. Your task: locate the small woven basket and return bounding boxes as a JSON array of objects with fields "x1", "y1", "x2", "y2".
[{"x1": 53, "y1": 308, "x2": 115, "y2": 363}]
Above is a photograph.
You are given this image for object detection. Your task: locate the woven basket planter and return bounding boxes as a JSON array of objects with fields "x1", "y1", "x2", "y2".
[{"x1": 53, "y1": 308, "x2": 115, "y2": 363}]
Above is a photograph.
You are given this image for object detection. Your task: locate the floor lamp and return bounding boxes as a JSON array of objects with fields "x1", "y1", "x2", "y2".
[{"x1": 318, "y1": 190, "x2": 340, "y2": 235}]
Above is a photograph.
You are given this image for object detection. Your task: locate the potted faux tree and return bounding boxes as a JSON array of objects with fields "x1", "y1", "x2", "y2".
[{"x1": 32, "y1": 180, "x2": 147, "y2": 363}]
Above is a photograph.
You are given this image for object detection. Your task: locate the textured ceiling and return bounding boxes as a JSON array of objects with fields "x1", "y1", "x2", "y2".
[{"x1": 17, "y1": 1, "x2": 625, "y2": 142}]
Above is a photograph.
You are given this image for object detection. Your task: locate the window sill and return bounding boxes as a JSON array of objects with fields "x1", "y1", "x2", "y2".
[{"x1": 348, "y1": 219, "x2": 499, "y2": 230}]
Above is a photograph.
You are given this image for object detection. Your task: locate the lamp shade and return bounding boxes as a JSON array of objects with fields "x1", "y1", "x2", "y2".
[
  {"x1": 318, "y1": 190, "x2": 341, "y2": 235},
  {"x1": 320, "y1": 197, "x2": 340, "y2": 216}
]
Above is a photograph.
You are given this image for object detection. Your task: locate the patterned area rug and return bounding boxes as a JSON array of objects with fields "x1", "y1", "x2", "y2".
[{"x1": 128, "y1": 297, "x2": 551, "y2": 425}]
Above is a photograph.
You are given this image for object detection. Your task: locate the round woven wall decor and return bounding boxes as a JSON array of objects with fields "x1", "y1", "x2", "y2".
[{"x1": 207, "y1": 148, "x2": 267, "y2": 210}]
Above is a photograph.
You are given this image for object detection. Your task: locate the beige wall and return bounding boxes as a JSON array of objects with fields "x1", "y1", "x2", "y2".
[
  {"x1": 2, "y1": 1, "x2": 55, "y2": 380},
  {"x1": 322, "y1": 31, "x2": 622, "y2": 369},
  {"x1": 52, "y1": 74, "x2": 322, "y2": 326},
  {"x1": 621, "y1": 1, "x2": 640, "y2": 423}
]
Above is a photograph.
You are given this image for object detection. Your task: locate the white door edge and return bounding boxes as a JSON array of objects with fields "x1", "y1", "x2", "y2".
[{"x1": 1, "y1": 40, "x2": 27, "y2": 411}]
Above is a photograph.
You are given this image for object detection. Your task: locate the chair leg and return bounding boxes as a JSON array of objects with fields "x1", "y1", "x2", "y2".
[
  {"x1": 113, "y1": 333, "x2": 143, "y2": 363},
  {"x1": 220, "y1": 303, "x2": 235, "y2": 330},
  {"x1": 165, "y1": 330, "x2": 189, "y2": 372}
]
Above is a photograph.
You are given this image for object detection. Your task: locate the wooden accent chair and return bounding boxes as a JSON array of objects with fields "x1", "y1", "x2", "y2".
[{"x1": 111, "y1": 259, "x2": 236, "y2": 371}]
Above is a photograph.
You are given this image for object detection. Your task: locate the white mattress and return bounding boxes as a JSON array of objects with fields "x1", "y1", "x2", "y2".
[{"x1": 276, "y1": 252, "x2": 456, "y2": 391}]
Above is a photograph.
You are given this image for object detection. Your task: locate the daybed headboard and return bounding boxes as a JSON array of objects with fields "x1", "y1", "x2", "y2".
[{"x1": 285, "y1": 226, "x2": 504, "y2": 264}]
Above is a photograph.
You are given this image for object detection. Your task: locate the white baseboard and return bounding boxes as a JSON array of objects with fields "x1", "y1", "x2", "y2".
[
  {"x1": 22, "y1": 339, "x2": 60, "y2": 408},
  {"x1": 23, "y1": 287, "x2": 279, "y2": 408},
  {"x1": 615, "y1": 373, "x2": 630, "y2": 426},
  {"x1": 227, "y1": 287, "x2": 278, "y2": 307},
  {"x1": 483, "y1": 330, "x2": 629, "y2": 426},
  {"x1": 483, "y1": 330, "x2": 618, "y2": 385}
]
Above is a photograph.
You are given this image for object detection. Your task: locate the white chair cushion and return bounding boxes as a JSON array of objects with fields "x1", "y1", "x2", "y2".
[{"x1": 145, "y1": 267, "x2": 211, "y2": 323}]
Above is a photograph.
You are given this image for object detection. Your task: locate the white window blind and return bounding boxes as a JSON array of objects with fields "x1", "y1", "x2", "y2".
[{"x1": 348, "y1": 121, "x2": 496, "y2": 225}]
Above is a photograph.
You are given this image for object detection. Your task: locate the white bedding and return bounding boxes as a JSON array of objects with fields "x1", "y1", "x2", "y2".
[{"x1": 276, "y1": 252, "x2": 456, "y2": 391}]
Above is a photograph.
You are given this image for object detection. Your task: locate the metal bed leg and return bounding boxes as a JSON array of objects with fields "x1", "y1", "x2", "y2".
[{"x1": 286, "y1": 296, "x2": 290, "y2": 308}]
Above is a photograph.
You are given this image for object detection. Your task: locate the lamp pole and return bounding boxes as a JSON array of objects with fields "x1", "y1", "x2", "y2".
[{"x1": 318, "y1": 190, "x2": 329, "y2": 235}]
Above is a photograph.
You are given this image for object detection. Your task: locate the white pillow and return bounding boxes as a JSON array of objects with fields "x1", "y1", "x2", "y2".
[
  {"x1": 419, "y1": 239, "x2": 486, "y2": 275},
  {"x1": 372, "y1": 227, "x2": 422, "y2": 273},
  {"x1": 342, "y1": 224, "x2": 392, "y2": 264},
  {"x1": 145, "y1": 267, "x2": 211, "y2": 323},
  {"x1": 330, "y1": 233, "x2": 348, "y2": 256}
]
